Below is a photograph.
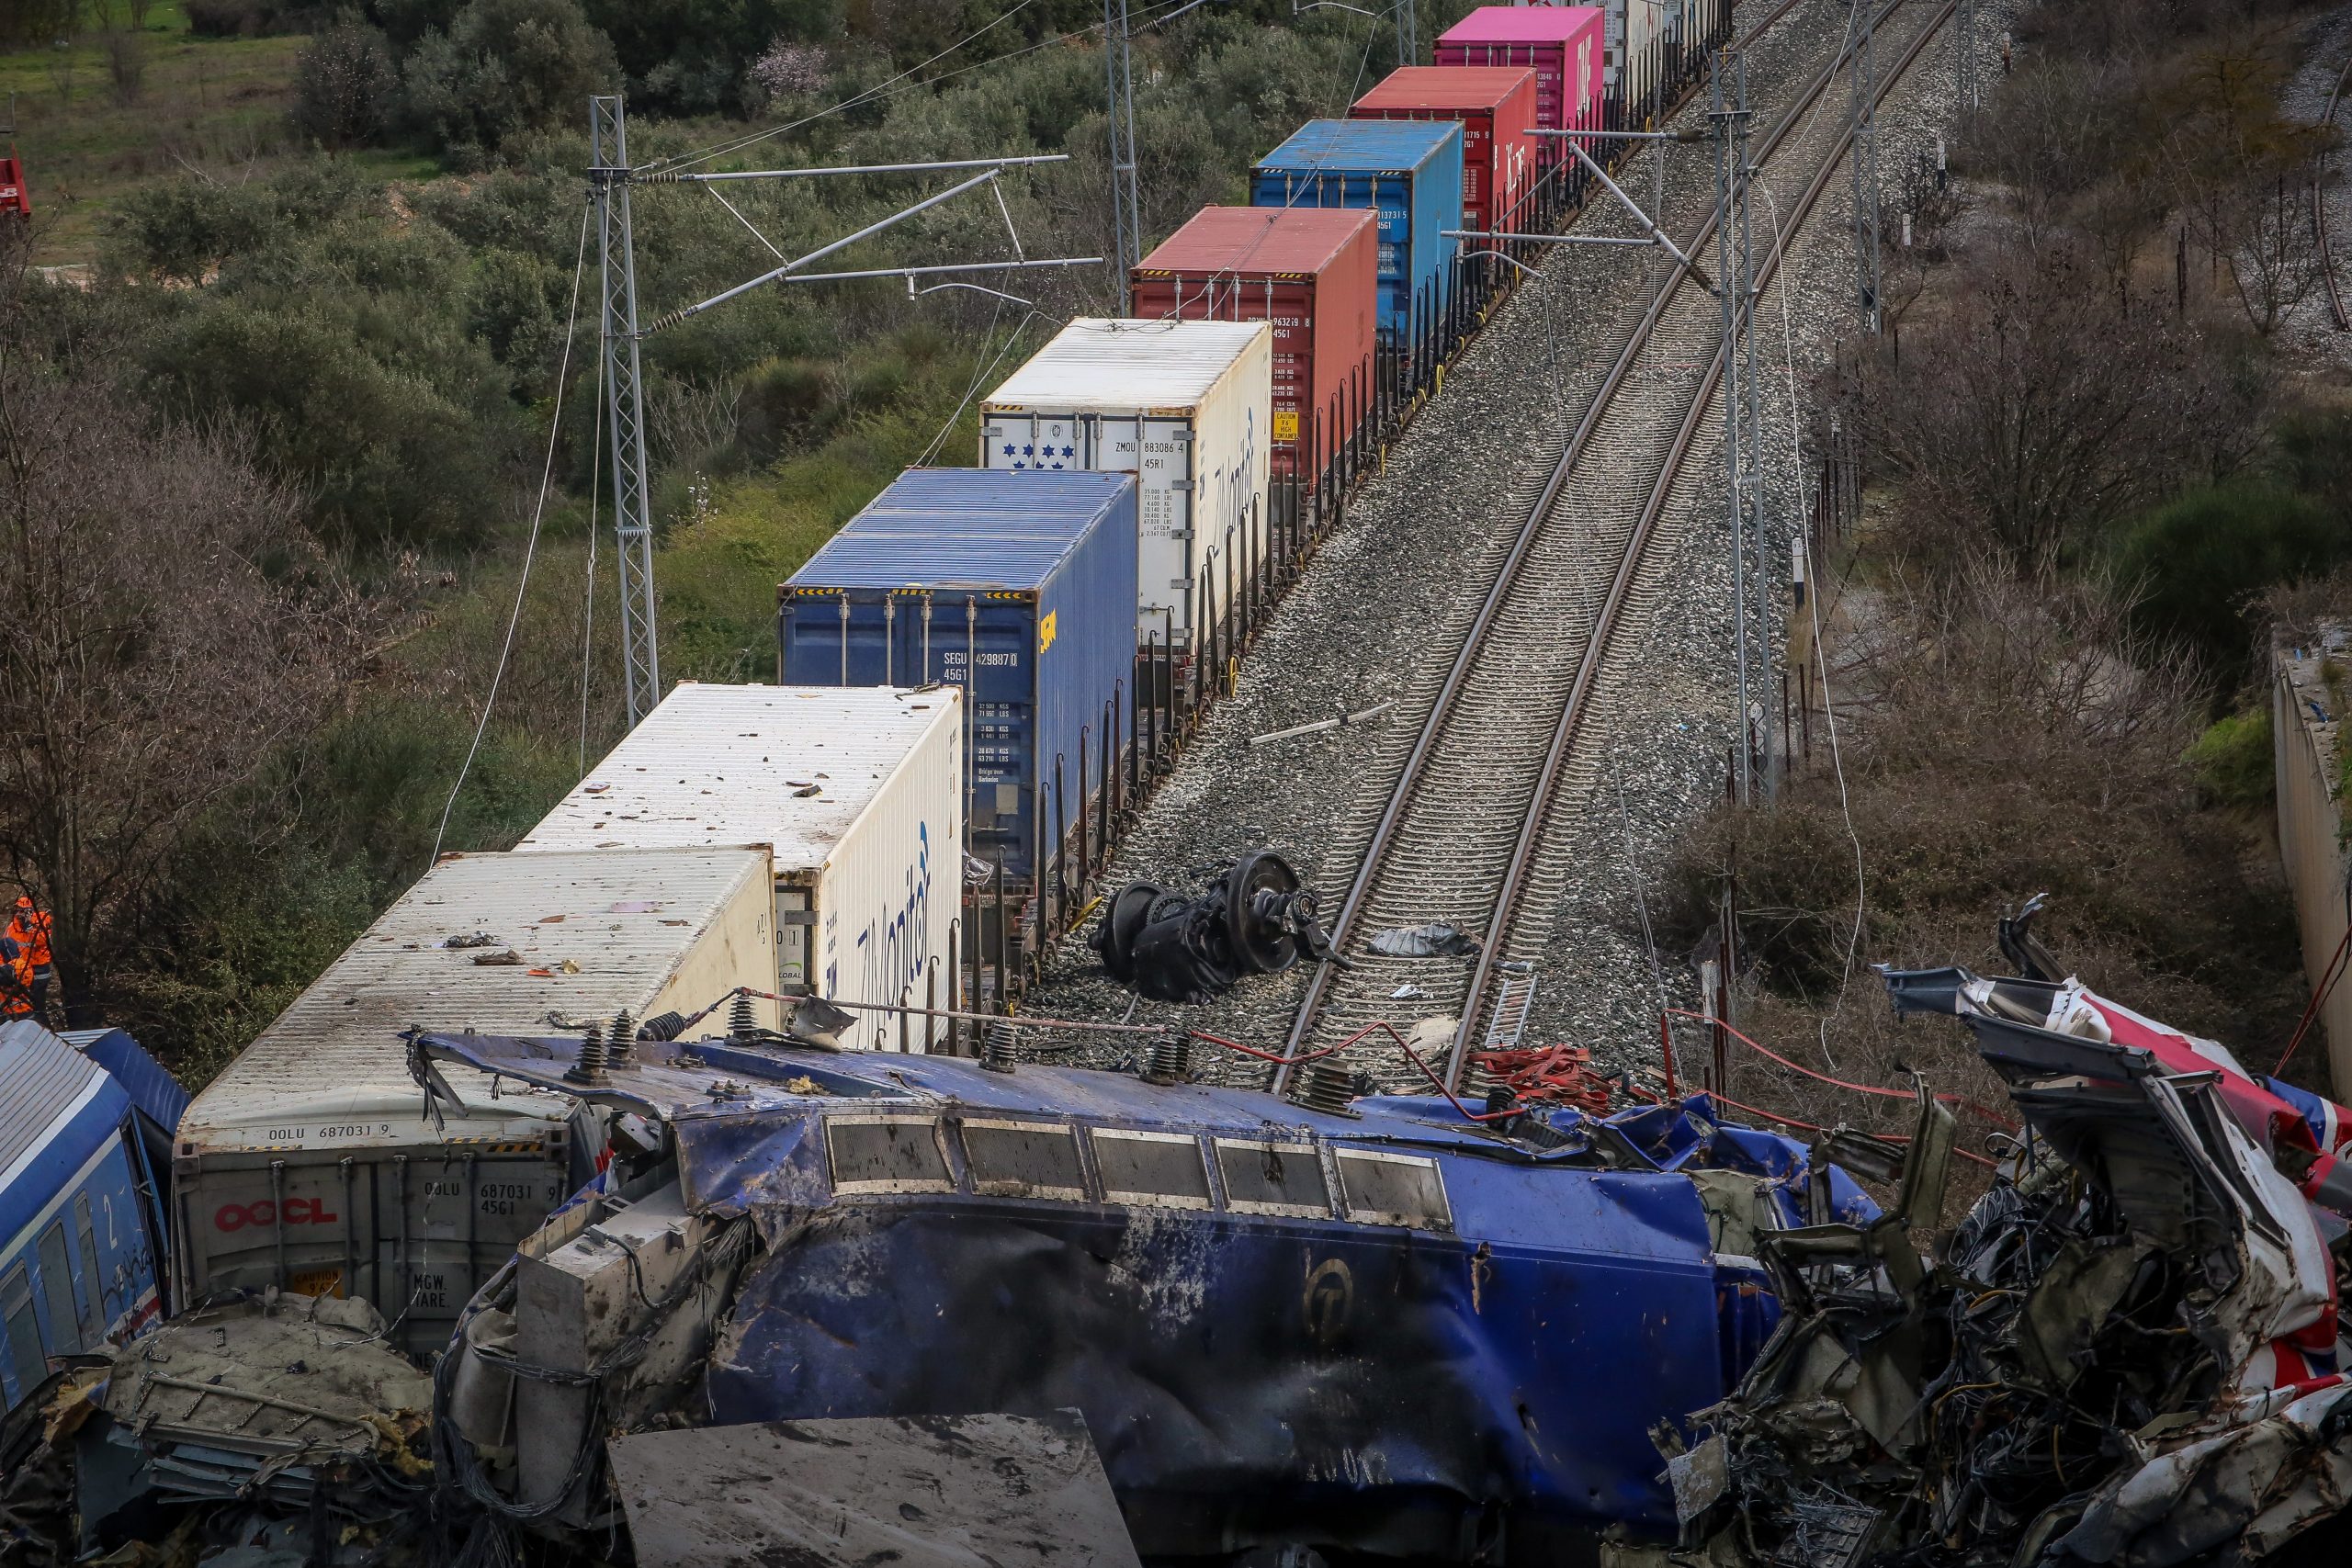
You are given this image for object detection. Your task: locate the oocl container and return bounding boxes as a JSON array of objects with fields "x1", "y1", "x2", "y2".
[
  {"x1": 517, "y1": 682, "x2": 962, "y2": 1053},
  {"x1": 173, "y1": 846, "x2": 778, "y2": 1353},
  {"x1": 1130, "y1": 207, "x2": 1378, "y2": 479},
  {"x1": 1351, "y1": 66, "x2": 1541, "y2": 237},
  {"x1": 1251, "y1": 119, "x2": 1464, "y2": 337},
  {"x1": 979, "y1": 319, "x2": 1271, "y2": 654},
  {"x1": 781, "y1": 468, "x2": 1137, "y2": 886},
  {"x1": 1435, "y1": 7, "x2": 1606, "y2": 158}
]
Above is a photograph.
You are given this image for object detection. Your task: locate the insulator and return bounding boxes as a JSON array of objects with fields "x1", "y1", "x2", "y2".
[
  {"x1": 1289, "y1": 1061, "x2": 1360, "y2": 1119},
  {"x1": 608, "y1": 1009, "x2": 635, "y2": 1066},
  {"x1": 1139, "y1": 1032, "x2": 1192, "y2": 1087},
  {"x1": 564, "y1": 1021, "x2": 607, "y2": 1087},
  {"x1": 728, "y1": 991, "x2": 758, "y2": 1039},
  {"x1": 980, "y1": 1020, "x2": 1020, "y2": 1074}
]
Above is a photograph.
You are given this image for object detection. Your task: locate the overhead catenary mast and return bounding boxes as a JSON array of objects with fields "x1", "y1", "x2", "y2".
[{"x1": 586, "y1": 98, "x2": 1101, "y2": 728}]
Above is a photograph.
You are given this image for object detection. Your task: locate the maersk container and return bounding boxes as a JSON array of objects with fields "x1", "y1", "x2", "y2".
[
  {"x1": 979, "y1": 319, "x2": 1270, "y2": 655},
  {"x1": 1131, "y1": 207, "x2": 1379, "y2": 480},
  {"x1": 517, "y1": 682, "x2": 962, "y2": 1055},
  {"x1": 1251, "y1": 119, "x2": 1464, "y2": 336},
  {"x1": 1351, "y1": 66, "x2": 1542, "y2": 235},
  {"x1": 1436, "y1": 7, "x2": 1606, "y2": 159},
  {"x1": 780, "y1": 468, "x2": 1136, "y2": 886},
  {"x1": 174, "y1": 845, "x2": 778, "y2": 1354}
]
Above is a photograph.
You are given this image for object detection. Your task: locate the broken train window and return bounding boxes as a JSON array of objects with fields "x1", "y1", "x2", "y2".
[
  {"x1": 1214, "y1": 1138, "x2": 1331, "y2": 1218},
  {"x1": 1091, "y1": 1129, "x2": 1214, "y2": 1211},
  {"x1": 1334, "y1": 1148, "x2": 1452, "y2": 1231},
  {"x1": 826, "y1": 1115, "x2": 955, "y2": 1195},
  {"x1": 959, "y1": 1120, "x2": 1089, "y2": 1201}
]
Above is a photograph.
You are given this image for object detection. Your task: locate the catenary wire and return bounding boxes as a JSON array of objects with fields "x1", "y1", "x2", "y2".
[{"x1": 431, "y1": 205, "x2": 593, "y2": 868}]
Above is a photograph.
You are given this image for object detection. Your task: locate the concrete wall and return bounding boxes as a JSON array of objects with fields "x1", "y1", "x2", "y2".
[{"x1": 2273, "y1": 637, "x2": 2352, "y2": 1089}]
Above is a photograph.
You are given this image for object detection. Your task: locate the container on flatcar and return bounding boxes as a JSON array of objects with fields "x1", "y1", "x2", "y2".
[
  {"x1": 780, "y1": 468, "x2": 1137, "y2": 887},
  {"x1": 1251, "y1": 119, "x2": 1464, "y2": 337},
  {"x1": 0, "y1": 1021, "x2": 181, "y2": 1413},
  {"x1": 518, "y1": 682, "x2": 962, "y2": 1051},
  {"x1": 1435, "y1": 7, "x2": 1605, "y2": 158},
  {"x1": 1130, "y1": 207, "x2": 1378, "y2": 480},
  {"x1": 173, "y1": 845, "x2": 776, "y2": 1354},
  {"x1": 978, "y1": 319, "x2": 1269, "y2": 654},
  {"x1": 1351, "y1": 66, "x2": 1541, "y2": 237}
]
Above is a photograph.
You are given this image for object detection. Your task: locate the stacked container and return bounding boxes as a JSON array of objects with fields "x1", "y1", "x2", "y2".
[
  {"x1": 1251, "y1": 119, "x2": 1464, "y2": 338},
  {"x1": 1434, "y1": 7, "x2": 1607, "y2": 160},
  {"x1": 174, "y1": 846, "x2": 779, "y2": 1352},
  {"x1": 1351, "y1": 66, "x2": 1541, "y2": 237},
  {"x1": 517, "y1": 682, "x2": 963, "y2": 1051},
  {"x1": 1130, "y1": 207, "x2": 1378, "y2": 479},
  {"x1": 979, "y1": 319, "x2": 1271, "y2": 655},
  {"x1": 780, "y1": 469, "x2": 1137, "y2": 886}
]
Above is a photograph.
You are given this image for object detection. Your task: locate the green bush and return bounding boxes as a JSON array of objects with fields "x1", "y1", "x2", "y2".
[
  {"x1": 2109, "y1": 481, "x2": 2346, "y2": 683},
  {"x1": 402, "y1": 0, "x2": 618, "y2": 159},
  {"x1": 101, "y1": 181, "x2": 281, "y2": 284},
  {"x1": 2187, "y1": 707, "x2": 2274, "y2": 808}
]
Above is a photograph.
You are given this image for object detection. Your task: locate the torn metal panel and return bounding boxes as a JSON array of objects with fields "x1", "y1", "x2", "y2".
[{"x1": 607, "y1": 1410, "x2": 1144, "y2": 1567}]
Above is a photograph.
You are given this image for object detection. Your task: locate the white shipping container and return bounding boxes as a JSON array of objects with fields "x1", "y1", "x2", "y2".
[
  {"x1": 979, "y1": 318, "x2": 1273, "y2": 652},
  {"x1": 1627, "y1": 0, "x2": 1657, "y2": 107},
  {"x1": 515, "y1": 682, "x2": 963, "y2": 1054},
  {"x1": 175, "y1": 845, "x2": 778, "y2": 1348}
]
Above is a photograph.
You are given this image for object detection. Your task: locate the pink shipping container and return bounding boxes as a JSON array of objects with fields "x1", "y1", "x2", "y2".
[
  {"x1": 1131, "y1": 207, "x2": 1379, "y2": 479},
  {"x1": 1351, "y1": 66, "x2": 1541, "y2": 237},
  {"x1": 1433, "y1": 6, "x2": 1606, "y2": 164}
]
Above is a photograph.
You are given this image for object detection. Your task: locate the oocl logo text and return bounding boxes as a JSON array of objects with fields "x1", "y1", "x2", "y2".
[{"x1": 214, "y1": 1198, "x2": 340, "y2": 1232}]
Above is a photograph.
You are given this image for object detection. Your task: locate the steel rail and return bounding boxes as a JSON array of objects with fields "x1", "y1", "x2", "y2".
[
  {"x1": 2317, "y1": 48, "x2": 2350, "y2": 333},
  {"x1": 1449, "y1": 0, "x2": 1959, "y2": 1086},
  {"x1": 1277, "y1": 0, "x2": 1949, "y2": 1087}
]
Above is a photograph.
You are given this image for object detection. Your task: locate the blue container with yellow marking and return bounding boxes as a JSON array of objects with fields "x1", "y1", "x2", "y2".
[{"x1": 780, "y1": 468, "x2": 1139, "y2": 881}]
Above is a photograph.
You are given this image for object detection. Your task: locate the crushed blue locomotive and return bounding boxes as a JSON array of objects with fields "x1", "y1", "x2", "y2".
[
  {"x1": 0, "y1": 1020, "x2": 186, "y2": 1416},
  {"x1": 415, "y1": 1021, "x2": 1865, "y2": 1561}
]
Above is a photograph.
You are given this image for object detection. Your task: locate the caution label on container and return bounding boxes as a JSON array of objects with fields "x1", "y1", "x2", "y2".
[{"x1": 1272, "y1": 411, "x2": 1299, "y2": 443}]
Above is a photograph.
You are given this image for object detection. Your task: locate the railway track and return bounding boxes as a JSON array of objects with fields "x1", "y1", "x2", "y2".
[
  {"x1": 1278, "y1": 0, "x2": 1956, "y2": 1087},
  {"x1": 2318, "y1": 46, "x2": 2350, "y2": 333}
]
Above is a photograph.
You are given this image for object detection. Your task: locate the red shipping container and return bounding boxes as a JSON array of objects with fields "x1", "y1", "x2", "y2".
[
  {"x1": 1131, "y1": 206, "x2": 1378, "y2": 479},
  {"x1": 1351, "y1": 66, "x2": 1540, "y2": 237},
  {"x1": 1433, "y1": 6, "x2": 1606, "y2": 164}
]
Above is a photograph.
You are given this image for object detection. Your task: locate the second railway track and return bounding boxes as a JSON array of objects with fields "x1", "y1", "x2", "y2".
[{"x1": 1279, "y1": 0, "x2": 1959, "y2": 1085}]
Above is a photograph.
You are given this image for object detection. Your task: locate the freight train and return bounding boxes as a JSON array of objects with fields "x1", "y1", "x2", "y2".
[{"x1": 153, "y1": 0, "x2": 1740, "y2": 1498}]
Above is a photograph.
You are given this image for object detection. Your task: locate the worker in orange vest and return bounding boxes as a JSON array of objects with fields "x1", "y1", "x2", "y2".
[
  {"x1": 0, "y1": 931, "x2": 30, "y2": 1021},
  {"x1": 9, "y1": 897, "x2": 51, "y2": 1015}
]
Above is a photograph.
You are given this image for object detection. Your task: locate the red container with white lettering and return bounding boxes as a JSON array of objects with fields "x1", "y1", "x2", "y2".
[
  {"x1": 1130, "y1": 206, "x2": 1378, "y2": 479},
  {"x1": 1433, "y1": 6, "x2": 1606, "y2": 164},
  {"x1": 1351, "y1": 66, "x2": 1540, "y2": 238}
]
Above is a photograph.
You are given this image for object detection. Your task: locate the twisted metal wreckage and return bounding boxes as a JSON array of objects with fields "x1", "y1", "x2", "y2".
[{"x1": 46, "y1": 901, "x2": 2352, "y2": 1565}]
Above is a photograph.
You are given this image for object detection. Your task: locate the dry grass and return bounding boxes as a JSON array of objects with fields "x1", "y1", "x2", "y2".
[
  {"x1": 0, "y1": 9, "x2": 435, "y2": 265},
  {"x1": 1673, "y1": 554, "x2": 2314, "y2": 1154}
]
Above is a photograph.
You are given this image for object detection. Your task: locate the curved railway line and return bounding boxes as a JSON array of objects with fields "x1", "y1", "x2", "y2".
[
  {"x1": 2319, "y1": 44, "x2": 2350, "y2": 333},
  {"x1": 1277, "y1": 0, "x2": 1958, "y2": 1088}
]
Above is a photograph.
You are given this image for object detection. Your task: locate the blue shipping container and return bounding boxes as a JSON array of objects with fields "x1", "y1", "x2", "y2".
[
  {"x1": 780, "y1": 468, "x2": 1140, "y2": 883},
  {"x1": 1251, "y1": 118, "x2": 1464, "y2": 336}
]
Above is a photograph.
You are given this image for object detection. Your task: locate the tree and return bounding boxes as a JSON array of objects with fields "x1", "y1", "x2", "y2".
[
  {"x1": 1850, "y1": 246, "x2": 2259, "y2": 568},
  {"x1": 0, "y1": 260, "x2": 361, "y2": 1019},
  {"x1": 401, "y1": 0, "x2": 617, "y2": 159},
  {"x1": 293, "y1": 17, "x2": 401, "y2": 148}
]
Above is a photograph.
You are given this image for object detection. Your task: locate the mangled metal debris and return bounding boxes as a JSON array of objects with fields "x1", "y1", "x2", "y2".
[
  {"x1": 1092, "y1": 850, "x2": 1340, "y2": 1001},
  {"x1": 79, "y1": 1292, "x2": 431, "y2": 1553},
  {"x1": 1671, "y1": 904, "x2": 2352, "y2": 1568},
  {"x1": 400, "y1": 1010, "x2": 1882, "y2": 1562}
]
